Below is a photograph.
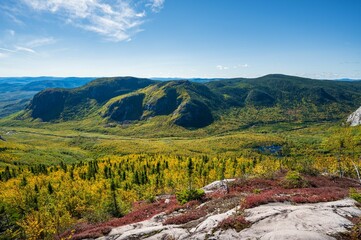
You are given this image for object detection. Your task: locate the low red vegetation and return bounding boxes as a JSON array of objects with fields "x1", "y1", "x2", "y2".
[
  {"x1": 240, "y1": 175, "x2": 360, "y2": 209},
  {"x1": 229, "y1": 177, "x2": 281, "y2": 194},
  {"x1": 63, "y1": 197, "x2": 181, "y2": 240},
  {"x1": 242, "y1": 187, "x2": 349, "y2": 208},
  {"x1": 217, "y1": 215, "x2": 250, "y2": 232},
  {"x1": 62, "y1": 174, "x2": 361, "y2": 239},
  {"x1": 163, "y1": 209, "x2": 207, "y2": 225}
]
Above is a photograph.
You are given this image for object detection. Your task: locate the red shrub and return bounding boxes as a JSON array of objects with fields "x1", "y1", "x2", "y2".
[
  {"x1": 184, "y1": 200, "x2": 202, "y2": 209},
  {"x1": 64, "y1": 175, "x2": 360, "y2": 239},
  {"x1": 217, "y1": 215, "x2": 250, "y2": 232},
  {"x1": 163, "y1": 209, "x2": 207, "y2": 225},
  {"x1": 66, "y1": 198, "x2": 181, "y2": 239},
  {"x1": 242, "y1": 186, "x2": 350, "y2": 209}
]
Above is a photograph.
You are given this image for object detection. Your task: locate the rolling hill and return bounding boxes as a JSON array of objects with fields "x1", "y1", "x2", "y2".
[
  {"x1": 23, "y1": 77, "x2": 155, "y2": 121},
  {"x1": 101, "y1": 80, "x2": 223, "y2": 128},
  {"x1": 15, "y1": 74, "x2": 361, "y2": 129}
]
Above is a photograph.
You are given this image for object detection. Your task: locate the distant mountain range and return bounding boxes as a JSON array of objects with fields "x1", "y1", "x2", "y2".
[
  {"x1": 150, "y1": 77, "x2": 226, "y2": 83},
  {"x1": 12, "y1": 74, "x2": 361, "y2": 128},
  {"x1": 0, "y1": 77, "x2": 94, "y2": 117},
  {"x1": 334, "y1": 78, "x2": 361, "y2": 82},
  {"x1": 0, "y1": 77, "x2": 95, "y2": 91}
]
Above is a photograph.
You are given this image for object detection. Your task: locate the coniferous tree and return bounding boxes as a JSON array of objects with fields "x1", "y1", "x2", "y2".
[
  {"x1": 187, "y1": 158, "x2": 194, "y2": 190},
  {"x1": 47, "y1": 182, "x2": 54, "y2": 194}
]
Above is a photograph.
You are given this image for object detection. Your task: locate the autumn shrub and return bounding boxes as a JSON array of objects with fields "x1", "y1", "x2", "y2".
[
  {"x1": 243, "y1": 186, "x2": 348, "y2": 209},
  {"x1": 176, "y1": 189, "x2": 205, "y2": 204},
  {"x1": 68, "y1": 198, "x2": 180, "y2": 239},
  {"x1": 349, "y1": 188, "x2": 361, "y2": 203},
  {"x1": 282, "y1": 171, "x2": 308, "y2": 188},
  {"x1": 252, "y1": 188, "x2": 261, "y2": 194},
  {"x1": 184, "y1": 200, "x2": 201, "y2": 209},
  {"x1": 244, "y1": 192, "x2": 274, "y2": 208},
  {"x1": 350, "y1": 218, "x2": 361, "y2": 240},
  {"x1": 217, "y1": 215, "x2": 250, "y2": 232},
  {"x1": 163, "y1": 209, "x2": 207, "y2": 225},
  {"x1": 82, "y1": 208, "x2": 111, "y2": 224}
]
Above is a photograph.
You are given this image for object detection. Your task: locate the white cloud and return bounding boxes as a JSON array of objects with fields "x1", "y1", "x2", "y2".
[
  {"x1": 149, "y1": 0, "x2": 164, "y2": 12},
  {"x1": 0, "y1": 46, "x2": 36, "y2": 57},
  {"x1": 27, "y1": 37, "x2": 56, "y2": 47},
  {"x1": 0, "y1": 37, "x2": 55, "y2": 58},
  {"x1": 3, "y1": 11, "x2": 25, "y2": 26},
  {"x1": 217, "y1": 64, "x2": 249, "y2": 70},
  {"x1": 15, "y1": 46, "x2": 37, "y2": 54},
  {"x1": 232, "y1": 64, "x2": 249, "y2": 69},
  {"x1": 0, "y1": 47, "x2": 16, "y2": 53},
  {"x1": 216, "y1": 65, "x2": 229, "y2": 70},
  {"x1": 21, "y1": 0, "x2": 165, "y2": 42}
]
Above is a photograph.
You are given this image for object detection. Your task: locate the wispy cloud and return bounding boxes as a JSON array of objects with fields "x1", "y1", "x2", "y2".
[
  {"x1": 0, "y1": 47, "x2": 16, "y2": 53},
  {"x1": 232, "y1": 64, "x2": 249, "y2": 69},
  {"x1": 6, "y1": 13, "x2": 24, "y2": 25},
  {"x1": 0, "y1": 35, "x2": 56, "y2": 58},
  {"x1": 27, "y1": 37, "x2": 56, "y2": 48},
  {"x1": 15, "y1": 46, "x2": 36, "y2": 54},
  {"x1": 0, "y1": 46, "x2": 37, "y2": 57},
  {"x1": 216, "y1": 65, "x2": 229, "y2": 70},
  {"x1": 0, "y1": 4, "x2": 26, "y2": 26},
  {"x1": 217, "y1": 63, "x2": 249, "y2": 70},
  {"x1": 149, "y1": 0, "x2": 165, "y2": 12},
  {"x1": 21, "y1": 0, "x2": 165, "y2": 42}
]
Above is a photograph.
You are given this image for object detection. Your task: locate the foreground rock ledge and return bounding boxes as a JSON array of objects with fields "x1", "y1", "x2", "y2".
[{"x1": 96, "y1": 198, "x2": 361, "y2": 240}]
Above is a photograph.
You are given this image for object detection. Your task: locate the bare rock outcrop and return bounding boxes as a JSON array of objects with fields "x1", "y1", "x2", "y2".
[
  {"x1": 213, "y1": 198, "x2": 361, "y2": 240},
  {"x1": 98, "y1": 198, "x2": 361, "y2": 240},
  {"x1": 347, "y1": 106, "x2": 361, "y2": 126}
]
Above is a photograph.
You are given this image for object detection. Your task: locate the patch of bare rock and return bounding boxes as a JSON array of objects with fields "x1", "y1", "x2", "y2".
[{"x1": 96, "y1": 198, "x2": 360, "y2": 240}]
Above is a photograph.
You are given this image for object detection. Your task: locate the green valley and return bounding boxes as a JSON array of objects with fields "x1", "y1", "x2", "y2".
[{"x1": 0, "y1": 75, "x2": 361, "y2": 239}]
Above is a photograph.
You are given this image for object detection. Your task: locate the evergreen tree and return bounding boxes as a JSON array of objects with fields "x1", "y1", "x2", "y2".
[{"x1": 47, "y1": 182, "x2": 54, "y2": 194}]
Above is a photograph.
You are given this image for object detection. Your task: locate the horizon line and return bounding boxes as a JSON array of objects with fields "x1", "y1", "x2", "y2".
[{"x1": 0, "y1": 74, "x2": 360, "y2": 81}]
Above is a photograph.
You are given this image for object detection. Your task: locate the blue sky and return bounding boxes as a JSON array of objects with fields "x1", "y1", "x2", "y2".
[{"x1": 0, "y1": 0, "x2": 360, "y2": 79}]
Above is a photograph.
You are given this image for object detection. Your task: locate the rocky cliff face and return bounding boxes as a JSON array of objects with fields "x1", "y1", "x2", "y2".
[
  {"x1": 347, "y1": 106, "x2": 361, "y2": 126},
  {"x1": 104, "y1": 94, "x2": 145, "y2": 122},
  {"x1": 28, "y1": 89, "x2": 69, "y2": 121}
]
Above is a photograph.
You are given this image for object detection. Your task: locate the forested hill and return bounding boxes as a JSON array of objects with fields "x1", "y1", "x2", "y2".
[{"x1": 18, "y1": 74, "x2": 361, "y2": 128}]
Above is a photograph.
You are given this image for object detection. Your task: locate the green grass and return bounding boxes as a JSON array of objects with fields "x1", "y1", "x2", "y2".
[
  {"x1": 1, "y1": 113, "x2": 359, "y2": 167},
  {"x1": 0, "y1": 97, "x2": 360, "y2": 169}
]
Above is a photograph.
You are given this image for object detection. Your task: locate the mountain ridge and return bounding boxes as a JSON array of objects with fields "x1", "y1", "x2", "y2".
[{"x1": 17, "y1": 74, "x2": 361, "y2": 128}]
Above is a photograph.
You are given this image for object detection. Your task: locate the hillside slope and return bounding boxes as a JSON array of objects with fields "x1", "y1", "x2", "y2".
[
  {"x1": 102, "y1": 80, "x2": 223, "y2": 128},
  {"x1": 23, "y1": 77, "x2": 155, "y2": 121},
  {"x1": 20, "y1": 74, "x2": 361, "y2": 128},
  {"x1": 206, "y1": 74, "x2": 361, "y2": 108}
]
